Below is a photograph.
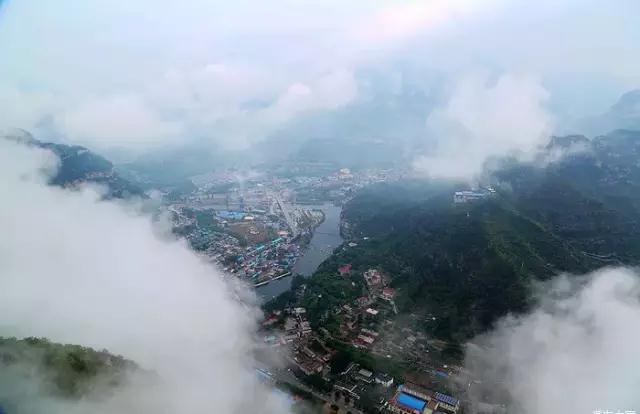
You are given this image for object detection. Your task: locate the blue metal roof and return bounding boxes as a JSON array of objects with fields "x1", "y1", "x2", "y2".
[
  {"x1": 435, "y1": 392, "x2": 458, "y2": 406},
  {"x1": 397, "y1": 392, "x2": 426, "y2": 411}
]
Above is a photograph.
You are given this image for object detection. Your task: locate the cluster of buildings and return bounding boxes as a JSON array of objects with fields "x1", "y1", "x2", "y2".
[
  {"x1": 288, "y1": 168, "x2": 405, "y2": 205},
  {"x1": 262, "y1": 307, "x2": 314, "y2": 347},
  {"x1": 263, "y1": 306, "x2": 342, "y2": 378},
  {"x1": 453, "y1": 187, "x2": 495, "y2": 204},
  {"x1": 333, "y1": 268, "x2": 399, "y2": 349},
  {"x1": 292, "y1": 336, "x2": 335, "y2": 376},
  {"x1": 168, "y1": 165, "x2": 406, "y2": 287},
  {"x1": 169, "y1": 192, "x2": 325, "y2": 286},
  {"x1": 264, "y1": 307, "x2": 342, "y2": 377},
  {"x1": 335, "y1": 267, "x2": 462, "y2": 403},
  {"x1": 388, "y1": 382, "x2": 460, "y2": 414},
  {"x1": 364, "y1": 268, "x2": 397, "y2": 307},
  {"x1": 174, "y1": 206, "x2": 302, "y2": 284},
  {"x1": 334, "y1": 362, "x2": 395, "y2": 403},
  {"x1": 258, "y1": 268, "x2": 464, "y2": 413},
  {"x1": 232, "y1": 236, "x2": 302, "y2": 286}
]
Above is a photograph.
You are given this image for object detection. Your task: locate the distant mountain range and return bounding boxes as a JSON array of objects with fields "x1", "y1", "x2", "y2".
[
  {"x1": 3, "y1": 129, "x2": 143, "y2": 198},
  {"x1": 255, "y1": 83, "x2": 437, "y2": 169},
  {"x1": 85, "y1": 87, "x2": 640, "y2": 180},
  {"x1": 576, "y1": 89, "x2": 640, "y2": 136}
]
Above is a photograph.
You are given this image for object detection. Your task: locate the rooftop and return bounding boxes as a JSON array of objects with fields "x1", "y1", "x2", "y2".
[
  {"x1": 358, "y1": 368, "x2": 373, "y2": 378},
  {"x1": 396, "y1": 392, "x2": 426, "y2": 412},
  {"x1": 435, "y1": 392, "x2": 459, "y2": 406}
]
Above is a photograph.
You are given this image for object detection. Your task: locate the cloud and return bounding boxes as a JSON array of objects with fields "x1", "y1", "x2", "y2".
[
  {"x1": 413, "y1": 73, "x2": 552, "y2": 180},
  {"x1": 1, "y1": 0, "x2": 639, "y2": 154},
  {"x1": 0, "y1": 86, "x2": 57, "y2": 132},
  {"x1": 56, "y1": 94, "x2": 184, "y2": 147},
  {"x1": 0, "y1": 138, "x2": 290, "y2": 413},
  {"x1": 0, "y1": 0, "x2": 519, "y2": 153},
  {"x1": 463, "y1": 267, "x2": 640, "y2": 413},
  {"x1": 264, "y1": 70, "x2": 358, "y2": 124},
  {"x1": 350, "y1": 0, "x2": 498, "y2": 48},
  {"x1": 0, "y1": 0, "x2": 373, "y2": 151}
]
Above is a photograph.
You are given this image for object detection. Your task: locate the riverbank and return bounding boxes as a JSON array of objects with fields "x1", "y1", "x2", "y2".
[
  {"x1": 254, "y1": 271, "x2": 291, "y2": 287},
  {"x1": 256, "y1": 203, "x2": 343, "y2": 301}
]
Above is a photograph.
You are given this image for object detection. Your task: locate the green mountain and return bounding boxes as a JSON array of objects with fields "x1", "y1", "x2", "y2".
[
  {"x1": 578, "y1": 90, "x2": 640, "y2": 135},
  {"x1": 498, "y1": 129, "x2": 640, "y2": 262},
  {"x1": 302, "y1": 130, "x2": 640, "y2": 343},
  {"x1": 116, "y1": 144, "x2": 219, "y2": 187},
  {"x1": 0, "y1": 337, "x2": 137, "y2": 406},
  {"x1": 4, "y1": 130, "x2": 143, "y2": 198},
  {"x1": 335, "y1": 184, "x2": 591, "y2": 342}
]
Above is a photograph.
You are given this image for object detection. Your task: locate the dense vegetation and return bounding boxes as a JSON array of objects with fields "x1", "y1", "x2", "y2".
[
  {"x1": 0, "y1": 337, "x2": 137, "y2": 401},
  {"x1": 496, "y1": 130, "x2": 640, "y2": 262},
  {"x1": 310, "y1": 189, "x2": 592, "y2": 342},
  {"x1": 42, "y1": 142, "x2": 144, "y2": 198},
  {"x1": 298, "y1": 130, "x2": 640, "y2": 343},
  {"x1": 3, "y1": 130, "x2": 144, "y2": 198}
]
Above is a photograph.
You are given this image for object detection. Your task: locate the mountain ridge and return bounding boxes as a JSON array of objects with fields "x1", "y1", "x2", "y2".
[{"x1": 3, "y1": 129, "x2": 144, "y2": 198}]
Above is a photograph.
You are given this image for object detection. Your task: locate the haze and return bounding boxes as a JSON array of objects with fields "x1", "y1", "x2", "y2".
[
  {"x1": 2, "y1": 0, "x2": 639, "y2": 176},
  {"x1": 2, "y1": 1, "x2": 640, "y2": 414}
]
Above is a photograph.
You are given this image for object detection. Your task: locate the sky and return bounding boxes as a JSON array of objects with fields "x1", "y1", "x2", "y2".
[{"x1": 1, "y1": 0, "x2": 639, "y2": 166}]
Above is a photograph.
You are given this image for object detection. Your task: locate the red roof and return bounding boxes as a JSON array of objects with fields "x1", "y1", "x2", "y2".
[
  {"x1": 262, "y1": 313, "x2": 279, "y2": 325},
  {"x1": 338, "y1": 264, "x2": 352, "y2": 274}
]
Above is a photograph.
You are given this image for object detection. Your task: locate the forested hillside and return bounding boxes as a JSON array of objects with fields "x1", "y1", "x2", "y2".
[
  {"x1": 3, "y1": 130, "x2": 143, "y2": 198},
  {"x1": 0, "y1": 337, "x2": 137, "y2": 406},
  {"x1": 301, "y1": 130, "x2": 640, "y2": 344}
]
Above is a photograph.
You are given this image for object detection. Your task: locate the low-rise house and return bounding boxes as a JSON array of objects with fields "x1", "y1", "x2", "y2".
[
  {"x1": 453, "y1": 190, "x2": 488, "y2": 203},
  {"x1": 381, "y1": 287, "x2": 396, "y2": 301},
  {"x1": 357, "y1": 368, "x2": 374, "y2": 383},
  {"x1": 364, "y1": 269, "x2": 382, "y2": 287},
  {"x1": 375, "y1": 372, "x2": 394, "y2": 387}
]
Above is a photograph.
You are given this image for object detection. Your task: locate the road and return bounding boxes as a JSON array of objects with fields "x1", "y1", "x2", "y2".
[
  {"x1": 272, "y1": 192, "x2": 299, "y2": 237},
  {"x1": 256, "y1": 362, "x2": 363, "y2": 414}
]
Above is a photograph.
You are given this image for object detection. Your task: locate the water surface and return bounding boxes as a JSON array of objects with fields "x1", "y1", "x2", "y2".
[{"x1": 256, "y1": 203, "x2": 343, "y2": 301}]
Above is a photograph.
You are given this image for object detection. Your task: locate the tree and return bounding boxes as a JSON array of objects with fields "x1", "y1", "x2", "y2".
[{"x1": 302, "y1": 373, "x2": 331, "y2": 393}]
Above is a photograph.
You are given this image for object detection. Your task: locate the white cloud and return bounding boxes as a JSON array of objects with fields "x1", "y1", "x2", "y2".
[
  {"x1": 464, "y1": 267, "x2": 640, "y2": 413},
  {"x1": 0, "y1": 0, "x2": 367, "y2": 151},
  {"x1": 0, "y1": 138, "x2": 290, "y2": 413},
  {"x1": 56, "y1": 94, "x2": 183, "y2": 147},
  {"x1": 413, "y1": 73, "x2": 552, "y2": 180},
  {"x1": 265, "y1": 70, "x2": 358, "y2": 124},
  {"x1": 0, "y1": 86, "x2": 57, "y2": 133},
  {"x1": 0, "y1": 0, "x2": 638, "y2": 153},
  {"x1": 350, "y1": 0, "x2": 498, "y2": 48}
]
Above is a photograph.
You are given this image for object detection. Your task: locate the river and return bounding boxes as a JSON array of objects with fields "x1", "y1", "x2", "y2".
[{"x1": 256, "y1": 203, "x2": 343, "y2": 301}]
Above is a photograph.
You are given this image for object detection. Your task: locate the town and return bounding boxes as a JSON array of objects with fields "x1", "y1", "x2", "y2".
[
  {"x1": 166, "y1": 166, "x2": 403, "y2": 289},
  {"x1": 162, "y1": 165, "x2": 498, "y2": 413},
  {"x1": 258, "y1": 265, "x2": 470, "y2": 414}
]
